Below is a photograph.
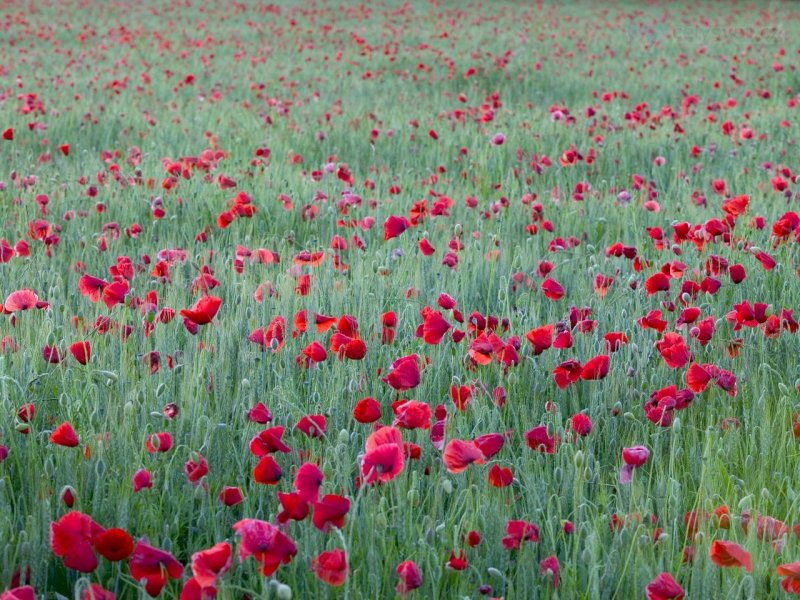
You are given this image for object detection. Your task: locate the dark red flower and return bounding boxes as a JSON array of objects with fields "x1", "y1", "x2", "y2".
[
  {"x1": 311, "y1": 549, "x2": 349, "y2": 586},
  {"x1": 94, "y1": 528, "x2": 134, "y2": 562},
  {"x1": 128, "y1": 539, "x2": 184, "y2": 597}
]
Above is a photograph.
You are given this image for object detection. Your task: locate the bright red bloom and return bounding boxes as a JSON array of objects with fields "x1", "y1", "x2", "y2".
[
  {"x1": 361, "y1": 426, "x2": 405, "y2": 484},
  {"x1": 709, "y1": 540, "x2": 752, "y2": 572},
  {"x1": 443, "y1": 439, "x2": 486, "y2": 473},
  {"x1": 94, "y1": 528, "x2": 134, "y2": 562},
  {"x1": 179, "y1": 296, "x2": 222, "y2": 325},
  {"x1": 81, "y1": 584, "x2": 115, "y2": 600},
  {"x1": 312, "y1": 494, "x2": 350, "y2": 532},
  {"x1": 382, "y1": 354, "x2": 421, "y2": 391},
  {"x1": 422, "y1": 309, "x2": 451, "y2": 345},
  {"x1": 580, "y1": 355, "x2": 609, "y2": 380},
  {"x1": 396, "y1": 560, "x2": 422, "y2": 596},
  {"x1": 311, "y1": 549, "x2": 349, "y2": 586},
  {"x1": 4, "y1": 289, "x2": 39, "y2": 312},
  {"x1": 384, "y1": 215, "x2": 411, "y2": 240},
  {"x1": 553, "y1": 359, "x2": 582, "y2": 389},
  {"x1": 526, "y1": 324, "x2": 554, "y2": 355},
  {"x1": 446, "y1": 550, "x2": 468, "y2": 571},
  {"x1": 232, "y1": 519, "x2": 297, "y2": 576},
  {"x1": 51, "y1": 422, "x2": 79, "y2": 447},
  {"x1": 2, "y1": 587, "x2": 35, "y2": 600},
  {"x1": 777, "y1": 562, "x2": 800, "y2": 595},
  {"x1": 645, "y1": 272, "x2": 671, "y2": 295},
  {"x1": 393, "y1": 400, "x2": 432, "y2": 429},
  {"x1": 502, "y1": 520, "x2": 539, "y2": 549},
  {"x1": 133, "y1": 468, "x2": 153, "y2": 492},
  {"x1": 191, "y1": 542, "x2": 232, "y2": 589},
  {"x1": 296, "y1": 414, "x2": 327, "y2": 438},
  {"x1": 128, "y1": 539, "x2": 184, "y2": 597},
  {"x1": 539, "y1": 556, "x2": 560, "y2": 590},
  {"x1": 571, "y1": 413, "x2": 593, "y2": 436},
  {"x1": 184, "y1": 453, "x2": 209, "y2": 485},
  {"x1": 69, "y1": 341, "x2": 91, "y2": 365},
  {"x1": 296, "y1": 341, "x2": 327, "y2": 367},
  {"x1": 541, "y1": 278, "x2": 564, "y2": 300},
  {"x1": 218, "y1": 486, "x2": 243, "y2": 507},
  {"x1": 145, "y1": 432, "x2": 173, "y2": 453},
  {"x1": 646, "y1": 572, "x2": 684, "y2": 600},
  {"x1": 488, "y1": 465, "x2": 513, "y2": 487},
  {"x1": 526, "y1": 425, "x2": 558, "y2": 453},
  {"x1": 253, "y1": 455, "x2": 283, "y2": 485},
  {"x1": 294, "y1": 462, "x2": 324, "y2": 503},
  {"x1": 353, "y1": 397, "x2": 382, "y2": 423},
  {"x1": 50, "y1": 511, "x2": 104, "y2": 572},
  {"x1": 655, "y1": 333, "x2": 690, "y2": 369},
  {"x1": 249, "y1": 426, "x2": 291, "y2": 456}
]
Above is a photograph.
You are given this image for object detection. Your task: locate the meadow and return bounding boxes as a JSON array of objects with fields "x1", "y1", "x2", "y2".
[{"x1": 1, "y1": 0, "x2": 800, "y2": 598}]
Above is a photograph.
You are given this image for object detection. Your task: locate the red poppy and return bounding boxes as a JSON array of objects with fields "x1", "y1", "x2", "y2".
[
  {"x1": 233, "y1": 519, "x2": 297, "y2": 576},
  {"x1": 81, "y1": 584, "x2": 114, "y2": 600},
  {"x1": 474, "y1": 433, "x2": 505, "y2": 459},
  {"x1": 539, "y1": 556, "x2": 560, "y2": 589},
  {"x1": 128, "y1": 539, "x2": 184, "y2": 597},
  {"x1": 443, "y1": 439, "x2": 486, "y2": 473},
  {"x1": 382, "y1": 354, "x2": 421, "y2": 391},
  {"x1": 249, "y1": 426, "x2": 291, "y2": 456},
  {"x1": 50, "y1": 511, "x2": 104, "y2": 573},
  {"x1": 2, "y1": 587, "x2": 35, "y2": 600},
  {"x1": 571, "y1": 413, "x2": 593, "y2": 436},
  {"x1": 620, "y1": 446, "x2": 650, "y2": 484},
  {"x1": 361, "y1": 426, "x2": 405, "y2": 484},
  {"x1": 502, "y1": 520, "x2": 539, "y2": 549},
  {"x1": 311, "y1": 549, "x2": 349, "y2": 586},
  {"x1": 296, "y1": 414, "x2": 327, "y2": 438},
  {"x1": 422, "y1": 309, "x2": 451, "y2": 344},
  {"x1": 253, "y1": 455, "x2": 283, "y2": 485},
  {"x1": 94, "y1": 528, "x2": 134, "y2": 562},
  {"x1": 393, "y1": 400, "x2": 431, "y2": 430},
  {"x1": 526, "y1": 425, "x2": 558, "y2": 453},
  {"x1": 184, "y1": 453, "x2": 208, "y2": 485},
  {"x1": 218, "y1": 486, "x2": 243, "y2": 507},
  {"x1": 277, "y1": 492, "x2": 310, "y2": 523},
  {"x1": 488, "y1": 464, "x2": 513, "y2": 487},
  {"x1": 179, "y1": 296, "x2": 222, "y2": 325},
  {"x1": 580, "y1": 355, "x2": 609, "y2": 380},
  {"x1": 446, "y1": 550, "x2": 468, "y2": 571},
  {"x1": 646, "y1": 572, "x2": 684, "y2": 600},
  {"x1": 132, "y1": 468, "x2": 152, "y2": 492},
  {"x1": 553, "y1": 359, "x2": 582, "y2": 389},
  {"x1": 777, "y1": 562, "x2": 800, "y2": 595},
  {"x1": 4, "y1": 289, "x2": 40, "y2": 312},
  {"x1": 294, "y1": 462, "x2": 324, "y2": 503},
  {"x1": 384, "y1": 215, "x2": 411, "y2": 241},
  {"x1": 102, "y1": 280, "x2": 129, "y2": 309},
  {"x1": 353, "y1": 397, "x2": 381, "y2": 423},
  {"x1": 296, "y1": 341, "x2": 327, "y2": 368},
  {"x1": 51, "y1": 422, "x2": 79, "y2": 447},
  {"x1": 709, "y1": 540, "x2": 752, "y2": 572},
  {"x1": 396, "y1": 560, "x2": 422, "y2": 596},
  {"x1": 69, "y1": 341, "x2": 91, "y2": 365},
  {"x1": 655, "y1": 333, "x2": 690, "y2": 369},
  {"x1": 191, "y1": 541, "x2": 232, "y2": 589},
  {"x1": 541, "y1": 278, "x2": 564, "y2": 300},
  {"x1": 145, "y1": 432, "x2": 173, "y2": 453},
  {"x1": 247, "y1": 402, "x2": 272, "y2": 424},
  {"x1": 526, "y1": 324, "x2": 554, "y2": 355},
  {"x1": 312, "y1": 494, "x2": 350, "y2": 532}
]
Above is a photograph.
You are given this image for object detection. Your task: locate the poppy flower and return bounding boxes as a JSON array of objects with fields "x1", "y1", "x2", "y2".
[
  {"x1": 553, "y1": 359, "x2": 582, "y2": 389},
  {"x1": 51, "y1": 422, "x2": 79, "y2": 447},
  {"x1": 580, "y1": 355, "x2": 609, "y2": 380},
  {"x1": 312, "y1": 494, "x2": 351, "y2": 532},
  {"x1": 128, "y1": 539, "x2": 184, "y2": 597},
  {"x1": 474, "y1": 433, "x2": 504, "y2": 459},
  {"x1": 296, "y1": 341, "x2": 327, "y2": 368},
  {"x1": 179, "y1": 296, "x2": 222, "y2": 325},
  {"x1": 294, "y1": 462, "x2": 324, "y2": 503},
  {"x1": 311, "y1": 549, "x2": 349, "y2": 586},
  {"x1": 655, "y1": 333, "x2": 690, "y2": 369},
  {"x1": 361, "y1": 426, "x2": 405, "y2": 484},
  {"x1": 502, "y1": 520, "x2": 539, "y2": 549},
  {"x1": 571, "y1": 413, "x2": 593, "y2": 436},
  {"x1": 777, "y1": 562, "x2": 800, "y2": 595},
  {"x1": 296, "y1": 414, "x2": 327, "y2": 438},
  {"x1": 384, "y1": 215, "x2": 411, "y2": 240},
  {"x1": 382, "y1": 354, "x2": 421, "y2": 391},
  {"x1": 145, "y1": 432, "x2": 173, "y2": 453},
  {"x1": 102, "y1": 280, "x2": 129, "y2": 309},
  {"x1": 132, "y1": 468, "x2": 153, "y2": 492},
  {"x1": 184, "y1": 453, "x2": 208, "y2": 485},
  {"x1": 526, "y1": 324, "x2": 554, "y2": 355},
  {"x1": 526, "y1": 425, "x2": 558, "y2": 453},
  {"x1": 232, "y1": 519, "x2": 297, "y2": 576},
  {"x1": 69, "y1": 341, "x2": 91, "y2": 365},
  {"x1": 709, "y1": 540, "x2": 752, "y2": 572},
  {"x1": 253, "y1": 455, "x2": 283, "y2": 485},
  {"x1": 539, "y1": 555, "x2": 560, "y2": 589},
  {"x1": 219, "y1": 486, "x2": 243, "y2": 507},
  {"x1": 646, "y1": 572, "x2": 684, "y2": 600},
  {"x1": 541, "y1": 278, "x2": 564, "y2": 300},
  {"x1": 4, "y1": 289, "x2": 40, "y2": 312},
  {"x1": 191, "y1": 542, "x2": 232, "y2": 589},
  {"x1": 249, "y1": 426, "x2": 291, "y2": 456},
  {"x1": 396, "y1": 560, "x2": 422, "y2": 596},
  {"x1": 393, "y1": 400, "x2": 432, "y2": 430},
  {"x1": 353, "y1": 397, "x2": 381, "y2": 423},
  {"x1": 1, "y1": 587, "x2": 35, "y2": 600},
  {"x1": 443, "y1": 439, "x2": 486, "y2": 473},
  {"x1": 446, "y1": 550, "x2": 468, "y2": 571},
  {"x1": 620, "y1": 446, "x2": 650, "y2": 484},
  {"x1": 422, "y1": 309, "x2": 451, "y2": 344},
  {"x1": 94, "y1": 528, "x2": 134, "y2": 562},
  {"x1": 488, "y1": 465, "x2": 513, "y2": 487},
  {"x1": 277, "y1": 492, "x2": 310, "y2": 524},
  {"x1": 42, "y1": 344, "x2": 62, "y2": 363},
  {"x1": 247, "y1": 402, "x2": 272, "y2": 424},
  {"x1": 50, "y1": 511, "x2": 104, "y2": 573}
]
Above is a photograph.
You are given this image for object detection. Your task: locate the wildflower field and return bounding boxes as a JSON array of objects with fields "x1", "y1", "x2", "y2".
[{"x1": 3, "y1": 0, "x2": 800, "y2": 598}]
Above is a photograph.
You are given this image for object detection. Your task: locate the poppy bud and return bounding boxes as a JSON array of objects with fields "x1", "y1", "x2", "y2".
[
  {"x1": 337, "y1": 429, "x2": 350, "y2": 444},
  {"x1": 275, "y1": 584, "x2": 292, "y2": 600},
  {"x1": 61, "y1": 486, "x2": 76, "y2": 507},
  {"x1": 672, "y1": 417, "x2": 681, "y2": 433},
  {"x1": 441, "y1": 480, "x2": 453, "y2": 494},
  {"x1": 573, "y1": 451, "x2": 584, "y2": 469}
]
